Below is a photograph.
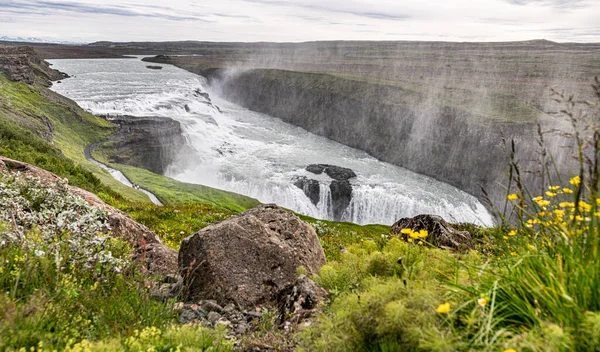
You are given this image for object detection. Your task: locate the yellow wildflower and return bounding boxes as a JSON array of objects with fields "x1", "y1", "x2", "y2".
[
  {"x1": 549, "y1": 185, "x2": 561, "y2": 191},
  {"x1": 507, "y1": 193, "x2": 518, "y2": 201},
  {"x1": 545, "y1": 191, "x2": 557, "y2": 198},
  {"x1": 504, "y1": 349, "x2": 517, "y2": 352},
  {"x1": 532, "y1": 196, "x2": 550, "y2": 207},
  {"x1": 477, "y1": 298, "x2": 487, "y2": 307},
  {"x1": 554, "y1": 209, "x2": 565, "y2": 218},
  {"x1": 570, "y1": 176, "x2": 581, "y2": 187},
  {"x1": 400, "y1": 228, "x2": 413, "y2": 235},
  {"x1": 579, "y1": 201, "x2": 592, "y2": 212},
  {"x1": 563, "y1": 188, "x2": 573, "y2": 194},
  {"x1": 508, "y1": 230, "x2": 517, "y2": 237},
  {"x1": 417, "y1": 229, "x2": 428, "y2": 239},
  {"x1": 559, "y1": 202, "x2": 574, "y2": 208},
  {"x1": 510, "y1": 252, "x2": 518, "y2": 256},
  {"x1": 436, "y1": 303, "x2": 451, "y2": 314}
]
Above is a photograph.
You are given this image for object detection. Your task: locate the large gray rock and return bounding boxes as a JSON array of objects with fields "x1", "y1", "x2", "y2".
[{"x1": 179, "y1": 204, "x2": 326, "y2": 308}]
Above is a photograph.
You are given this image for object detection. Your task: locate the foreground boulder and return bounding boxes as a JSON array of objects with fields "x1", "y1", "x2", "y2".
[
  {"x1": 179, "y1": 204, "x2": 326, "y2": 308},
  {"x1": 391, "y1": 214, "x2": 473, "y2": 250},
  {"x1": 0, "y1": 156, "x2": 177, "y2": 276}
]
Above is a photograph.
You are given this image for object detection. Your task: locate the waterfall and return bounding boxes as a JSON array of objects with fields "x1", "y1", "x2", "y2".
[{"x1": 49, "y1": 57, "x2": 495, "y2": 226}]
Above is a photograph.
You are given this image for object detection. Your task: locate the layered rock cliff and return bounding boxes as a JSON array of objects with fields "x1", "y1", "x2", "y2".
[
  {"x1": 97, "y1": 115, "x2": 189, "y2": 175},
  {"x1": 0, "y1": 46, "x2": 67, "y2": 86}
]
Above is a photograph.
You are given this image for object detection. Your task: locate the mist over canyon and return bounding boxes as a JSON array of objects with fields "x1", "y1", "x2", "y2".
[{"x1": 49, "y1": 57, "x2": 494, "y2": 226}]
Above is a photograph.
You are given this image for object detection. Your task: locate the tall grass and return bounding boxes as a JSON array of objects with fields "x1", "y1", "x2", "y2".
[{"x1": 447, "y1": 78, "x2": 600, "y2": 351}]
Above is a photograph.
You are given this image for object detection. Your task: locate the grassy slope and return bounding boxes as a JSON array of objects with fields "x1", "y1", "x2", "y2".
[
  {"x1": 0, "y1": 74, "x2": 150, "y2": 203},
  {"x1": 0, "y1": 73, "x2": 259, "y2": 211}
]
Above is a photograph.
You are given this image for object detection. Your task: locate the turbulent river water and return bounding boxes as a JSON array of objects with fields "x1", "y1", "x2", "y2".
[{"x1": 49, "y1": 57, "x2": 494, "y2": 226}]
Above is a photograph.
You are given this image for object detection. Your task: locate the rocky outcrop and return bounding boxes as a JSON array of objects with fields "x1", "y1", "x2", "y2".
[
  {"x1": 178, "y1": 204, "x2": 326, "y2": 308},
  {"x1": 100, "y1": 115, "x2": 188, "y2": 175},
  {"x1": 0, "y1": 46, "x2": 67, "y2": 86},
  {"x1": 391, "y1": 214, "x2": 473, "y2": 250},
  {"x1": 306, "y1": 164, "x2": 357, "y2": 180},
  {"x1": 0, "y1": 155, "x2": 178, "y2": 276},
  {"x1": 294, "y1": 177, "x2": 321, "y2": 205},
  {"x1": 294, "y1": 164, "x2": 356, "y2": 221}
]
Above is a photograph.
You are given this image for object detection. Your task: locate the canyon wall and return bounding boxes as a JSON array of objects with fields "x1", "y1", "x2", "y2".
[{"x1": 202, "y1": 68, "x2": 576, "y2": 209}]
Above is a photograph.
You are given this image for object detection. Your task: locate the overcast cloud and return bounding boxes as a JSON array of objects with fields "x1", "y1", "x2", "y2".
[{"x1": 0, "y1": 0, "x2": 599, "y2": 43}]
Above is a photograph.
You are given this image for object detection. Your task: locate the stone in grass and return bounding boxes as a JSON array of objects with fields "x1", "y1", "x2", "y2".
[
  {"x1": 391, "y1": 214, "x2": 474, "y2": 250},
  {"x1": 178, "y1": 204, "x2": 326, "y2": 309}
]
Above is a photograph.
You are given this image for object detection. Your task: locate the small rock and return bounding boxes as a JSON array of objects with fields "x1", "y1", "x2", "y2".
[
  {"x1": 202, "y1": 300, "x2": 223, "y2": 313},
  {"x1": 178, "y1": 309, "x2": 197, "y2": 324},
  {"x1": 276, "y1": 275, "x2": 328, "y2": 324},
  {"x1": 216, "y1": 318, "x2": 231, "y2": 328},
  {"x1": 207, "y1": 311, "x2": 222, "y2": 325},
  {"x1": 150, "y1": 283, "x2": 174, "y2": 302},
  {"x1": 245, "y1": 311, "x2": 263, "y2": 320},
  {"x1": 223, "y1": 303, "x2": 236, "y2": 314}
]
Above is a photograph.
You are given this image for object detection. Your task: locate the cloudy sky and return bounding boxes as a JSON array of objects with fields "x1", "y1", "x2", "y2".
[{"x1": 1, "y1": 0, "x2": 599, "y2": 43}]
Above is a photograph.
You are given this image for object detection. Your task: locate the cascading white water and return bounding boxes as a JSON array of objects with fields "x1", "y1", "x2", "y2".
[{"x1": 49, "y1": 57, "x2": 495, "y2": 226}]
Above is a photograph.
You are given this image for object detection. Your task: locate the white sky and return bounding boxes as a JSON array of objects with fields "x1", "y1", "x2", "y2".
[{"x1": 1, "y1": 0, "x2": 599, "y2": 43}]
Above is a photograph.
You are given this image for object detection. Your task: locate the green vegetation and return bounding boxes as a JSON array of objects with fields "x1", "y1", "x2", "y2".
[
  {"x1": 0, "y1": 174, "x2": 232, "y2": 351},
  {"x1": 115, "y1": 203, "x2": 233, "y2": 249},
  {"x1": 297, "y1": 179, "x2": 600, "y2": 351},
  {"x1": 297, "y1": 81, "x2": 600, "y2": 350},
  {"x1": 101, "y1": 162, "x2": 259, "y2": 212},
  {"x1": 0, "y1": 74, "x2": 151, "y2": 203},
  {"x1": 3, "y1": 54, "x2": 600, "y2": 350}
]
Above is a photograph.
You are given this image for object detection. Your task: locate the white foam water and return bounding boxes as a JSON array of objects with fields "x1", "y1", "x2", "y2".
[{"x1": 49, "y1": 57, "x2": 494, "y2": 226}]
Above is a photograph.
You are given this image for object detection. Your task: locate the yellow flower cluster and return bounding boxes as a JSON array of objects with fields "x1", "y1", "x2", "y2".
[
  {"x1": 436, "y1": 302, "x2": 451, "y2": 314},
  {"x1": 400, "y1": 228, "x2": 428, "y2": 243}
]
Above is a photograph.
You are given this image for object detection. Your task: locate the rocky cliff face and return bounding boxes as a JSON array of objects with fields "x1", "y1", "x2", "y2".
[
  {"x1": 0, "y1": 46, "x2": 67, "y2": 86},
  {"x1": 98, "y1": 115, "x2": 189, "y2": 175}
]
